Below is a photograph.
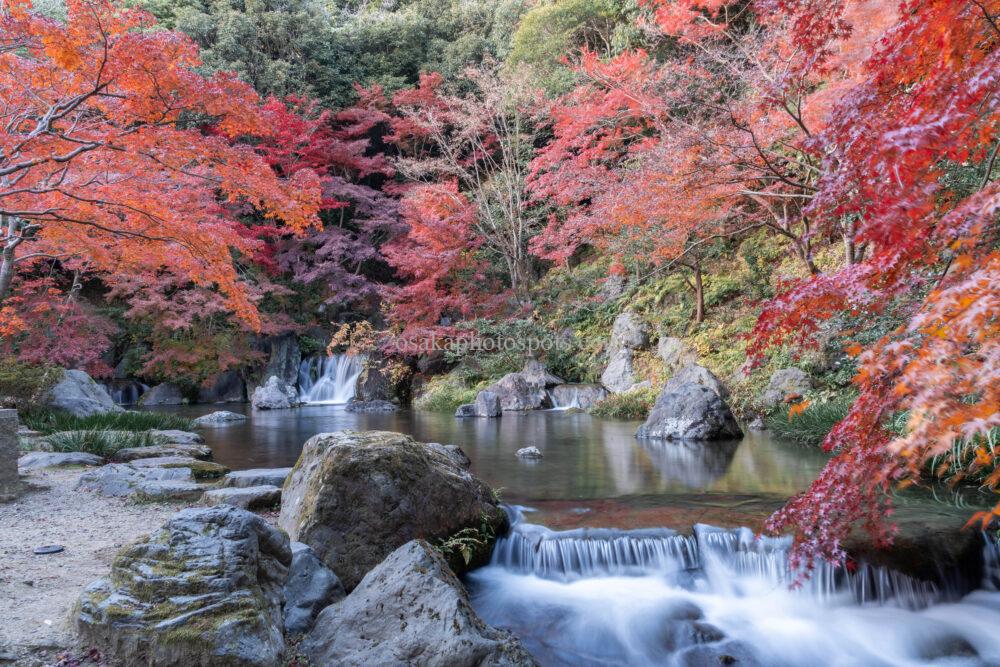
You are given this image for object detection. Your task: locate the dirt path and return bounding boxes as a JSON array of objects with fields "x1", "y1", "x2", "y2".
[{"x1": 0, "y1": 468, "x2": 185, "y2": 666}]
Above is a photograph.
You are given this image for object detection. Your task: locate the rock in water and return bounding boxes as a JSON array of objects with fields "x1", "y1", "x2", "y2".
[
  {"x1": 344, "y1": 399, "x2": 398, "y2": 413},
  {"x1": 637, "y1": 382, "x2": 743, "y2": 441},
  {"x1": 302, "y1": 540, "x2": 537, "y2": 667},
  {"x1": 192, "y1": 411, "x2": 247, "y2": 427},
  {"x1": 760, "y1": 368, "x2": 813, "y2": 409},
  {"x1": 138, "y1": 382, "x2": 184, "y2": 406},
  {"x1": 516, "y1": 446, "x2": 543, "y2": 460},
  {"x1": 197, "y1": 371, "x2": 246, "y2": 404},
  {"x1": 666, "y1": 364, "x2": 730, "y2": 400},
  {"x1": 454, "y1": 403, "x2": 477, "y2": 418},
  {"x1": 44, "y1": 369, "x2": 122, "y2": 417},
  {"x1": 279, "y1": 430, "x2": 506, "y2": 590},
  {"x1": 483, "y1": 359, "x2": 563, "y2": 412},
  {"x1": 283, "y1": 542, "x2": 345, "y2": 636},
  {"x1": 548, "y1": 384, "x2": 608, "y2": 410},
  {"x1": 76, "y1": 506, "x2": 291, "y2": 666},
  {"x1": 251, "y1": 375, "x2": 299, "y2": 410}
]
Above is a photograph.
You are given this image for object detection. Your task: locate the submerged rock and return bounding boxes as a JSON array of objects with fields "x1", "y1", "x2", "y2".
[
  {"x1": 283, "y1": 542, "x2": 345, "y2": 636},
  {"x1": 222, "y1": 467, "x2": 292, "y2": 489},
  {"x1": 18, "y1": 451, "x2": 103, "y2": 472},
  {"x1": 192, "y1": 410, "x2": 247, "y2": 427},
  {"x1": 516, "y1": 446, "x2": 543, "y2": 460},
  {"x1": 201, "y1": 485, "x2": 281, "y2": 510},
  {"x1": 279, "y1": 430, "x2": 506, "y2": 590},
  {"x1": 760, "y1": 368, "x2": 812, "y2": 409},
  {"x1": 112, "y1": 443, "x2": 213, "y2": 463},
  {"x1": 138, "y1": 382, "x2": 184, "y2": 407},
  {"x1": 76, "y1": 506, "x2": 290, "y2": 667},
  {"x1": 637, "y1": 383, "x2": 743, "y2": 441},
  {"x1": 251, "y1": 375, "x2": 299, "y2": 410},
  {"x1": 302, "y1": 540, "x2": 536, "y2": 667},
  {"x1": 344, "y1": 399, "x2": 398, "y2": 413},
  {"x1": 44, "y1": 370, "x2": 122, "y2": 417}
]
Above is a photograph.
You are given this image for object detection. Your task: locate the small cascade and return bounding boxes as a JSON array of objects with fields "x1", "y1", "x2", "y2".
[
  {"x1": 546, "y1": 384, "x2": 608, "y2": 411},
  {"x1": 297, "y1": 354, "x2": 366, "y2": 405},
  {"x1": 102, "y1": 379, "x2": 148, "y2": 405}
]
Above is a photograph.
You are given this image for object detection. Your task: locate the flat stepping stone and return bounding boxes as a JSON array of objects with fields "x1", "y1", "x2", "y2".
[
  {"x1": 18, "y1": 451, "x2": 103, "y2": 472},
  {"x1": 201, "y1": 485, "x2": 281, "y2": 510},
  {"x1": 112, "y1": 443, "x2": 213, "y2": 462},
  {"x1": 76, "y1": 463, "x2": 194, "y2": 497},
  {"x1": 223, "y1": 468, "x2": 292, "y2": 489},
  {"x1": 149, "y1": 429, "x2": 204, "y2": 445},
  {"x1": 129, "y1": 456, "x2": 229, "y2": 480},
  {"x1": 134, "y1": 479, "x2": 207, "y2": 502},
  {"x1": 192, "y1": 411, "x2": 247, "y2": 427}
]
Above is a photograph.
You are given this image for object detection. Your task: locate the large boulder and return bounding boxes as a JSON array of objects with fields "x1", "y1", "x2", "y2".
[
  {"x1": 302, "y1": 540, "x2": 536, "y2": 667},
  {"x1": 601, "y1": 347, "x2": 639, "y2": 394},
  {"x1": 666, "y1": 364, "x2": 730, "y2": 400},
  {"x1": 549, "y1": 384, "x2": 608, "y2": 410},
  {"x1": 251, "y1": 375, "x2": 299, "y2": 410},
  {"x1": 355, "y1": 353, "x2": 410, "y2": 403},
  {"x1": 279, "y1": 430, "x2": 507, "y2": 590},
  {"x1": 283, "y1": 542, "x2": 345, "y2": 636},
  {"x1": 760, "y1": 367, "x2": 813, "y2": 409},
  {"x1": 138, "y1": 382, "x2": 184, "y2": 407},
  {"x1": 76, "y1": 506, "x2": 291, "y2": 666},
  {"x1": 44, "y1": 369, "x2": 123, "y2": 417},
  {"x1": 484, "y1": 360, "x2": 562, "y2": 412},
  {"x1": 658, "y1": 336, "x2": 698, "y2": 374},
  {"x1": 197, "y1": 371, "x2": 246, "y2": 404},
  {"x1": 263, "y1": 333, "x2": 301, "y2": 387},
  {"x1": 637, "y1": 382, "x2": 743, "y2": 441},
  {"x1": 113, "y1": 442, "x2": 213, "y2": 462},
  {"x1": 609, "y1": 312, "x2": 649, "y2": 350},
  {"x1": 474, "y1": 390, "x2": 502, "y2": 417}
]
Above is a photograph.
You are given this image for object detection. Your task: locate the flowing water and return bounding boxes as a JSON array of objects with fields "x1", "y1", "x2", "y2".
[
  {"x1": 148, "y1": 402, "x2": 1000, "y2": 665},
  {"x1": 296, "y1": 354, "x2": 365, "y2": 404}
]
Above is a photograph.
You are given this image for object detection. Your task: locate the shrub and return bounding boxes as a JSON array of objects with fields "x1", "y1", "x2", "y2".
[
  {"x1": 0, "y1": 358, "x2": 61, "y2": 409},
  {"x1": 590, "y1": 386, "x2": 659, "y2": 420},
  {"x1": 765, "y1": 395, "x2": 855, "y2": 447},
  {"x1": 414, "y1": 375, "x2": 480, "y2": 413},
  {"x1": 19, "y1": 408, "x2": 193, "y2": 435}
]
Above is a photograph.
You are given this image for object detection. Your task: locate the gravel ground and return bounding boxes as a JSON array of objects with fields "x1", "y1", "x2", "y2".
[{"x1": 0, "y1": 468, "x2": 186, "y2": 666}]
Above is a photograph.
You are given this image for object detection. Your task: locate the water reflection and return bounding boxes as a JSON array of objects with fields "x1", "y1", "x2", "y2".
[{"x1": 148, "y1": 405, "x2": 829, "y2": 503}]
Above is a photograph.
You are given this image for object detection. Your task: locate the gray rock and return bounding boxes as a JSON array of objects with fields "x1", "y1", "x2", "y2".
[
  {"x1": 355, "y1": 353, "x2": 408, "y2": 403},
  {"x1": 76, "y1": 506, "x2": 290, "y2": 666},
  {"x1": 138, "y1": 382, "x2": 184, "y2": 407},
  {"x1": 516, "y1": 446, "x2": 543, "y2": 460},
  {"x1": 548, "y1": 384, "x2": 608, "y2": 410},
  {"x1": 600, "y1": 273, "x2": 626, "y2": 300},
  {"x1": 251, "y1": 375, "x2": 299, "y2": 410},
  {"x1": 666, "y1": 364, "x2": 730, "y2": 400},
  {"x1": 675, "y1": 640, "x2": 760, "y2": 666},
  {"x1": 637, "y1": 382, "x2": 743, "y2": 441},
  {"x1": 302, "y1": 540, "x2": 536, "y2": 667},
  {"x1": 44, "y1": 369, "x2": 122, "y2": 417},
  {"x1": 484, "y1": 360, "x2": 563, "y2": 412},
  {"x1": 149, "y1": 429, "x2": 204, "y2": 445},
  {"x1": 191, "y1": 410, "x2": 247, "y2": 427},
  {"x1": 760, "y1": 368, "x2": 813, "y2": 409},
  {"x1": 283, "y1": 542, "x2": 345, "y2": 636},
  {"x1": 76, "y1": 463, "x2": 194, "y2": 497},
  {"x1": 197, "y1": 371, "x2": 246, "y2": 404},
  {"x1": 223, "y1": 468, "x2": 292, "y2": 489},
  {"x1": 474, "y1": 390, "x2": 502, "y2": 417},
  {"x1": 658, "y1": 336, "x2": 697, "y2": 373},
  {"x1": 426, "y1": 443, "x2": 472, "y2": 469},
  {"x1": 18, "y1": 451, "x2": 103, "y2": 472},
  {"x1": 279, "y1": 430, "x2": 507, "y2": 590},
  {"x1": 344, "y1": 399, "x2": 398, "y2": 413},
  {"x1": 112, "y1": 443, "x2": 213, "y2": 463},
  {"x1": 201, "y1": 485, "x2": 281, "y2": 510},
  {"x1": 520, "y1": 359, "x2": 564, "y2": 388},
  {"x1": 748, "y1": 416, "x2": 766, "y2": 432},
  {"x1": 263, "y1": 333, "x2": 301, "y2": 387},
  {"x1": 601, "y1": 347, "x2": 639, "y2": 394},
  {"x1": 609, "y1": 312, "x2": 648, "y2": 350},
  {"x1": 134, "y1": 479, "x2": 207, "y2": 501},
  {"x1": 454, "y1": 403, "x2": 477, "y2": 418},
  {"x1": 129, "y1": 456, "x2": 229, "y2": 480}
]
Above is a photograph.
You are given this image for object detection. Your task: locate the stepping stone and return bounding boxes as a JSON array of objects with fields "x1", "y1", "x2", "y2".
[
  {"x1": 112, "y1": 443, "x2": 213, "y2": 462},
  {"x1": 129, "y1": 456, "x2": 229, "y2": 480},
  {"x1": 149, "y1": 429, "x2": 204, "y2": 445},
  {"x1": 76, "y1": 463, "x2": 193, "y2": 497},
  {"x1": 223, "y1": 468, "x2": 292, "y2": 489},
  {"x1": 201, "y1": 485, "x2": 282, "y2": 510},
  {"x1": 18, "y1": 451, "x2": 103, "y2": 472},
  {"x1": 192, "y1": 411, "x2": 247, "y2": 427},
  {"x1": 134, "y1": 479, "x2": 207, "y2": 502}
]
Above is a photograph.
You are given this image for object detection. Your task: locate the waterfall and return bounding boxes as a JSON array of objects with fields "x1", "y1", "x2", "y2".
[
  {"x1": 297, "y1": 354, "x2": 365, "y2": 405},
  {"x1": 102, "y1": 380, "x2": 148, "y2": 405},
  {"x1": 468, "y1": 510, "x2": 1000, "y2": 666}
]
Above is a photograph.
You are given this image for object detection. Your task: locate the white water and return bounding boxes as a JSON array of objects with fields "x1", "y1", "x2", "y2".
[
  {"x1": 296, "y1": 354, "x2": 365, "y2": 404},
  {"x1": 468, "y1": 507, "x2": 1000, "y2": 666}
]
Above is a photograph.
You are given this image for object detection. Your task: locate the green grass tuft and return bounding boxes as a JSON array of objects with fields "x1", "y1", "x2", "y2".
[
  {"x1": 589, "y1": 387, "x2": 659, "y2": 420},
  {"x1": 19, "y1": 408, "x2": 193, "y2": 435},
  {"x1": 765, "y1": 395, "x2": 854, "y2": 447},
  {"x1": 414, "y1": 375, "x2": 481, "y2": 413},
  {"x1": 43, "y1": 429, "x2": 160, "y2": 457}
]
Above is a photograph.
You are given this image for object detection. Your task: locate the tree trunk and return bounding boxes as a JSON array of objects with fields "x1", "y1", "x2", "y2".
[
  {"x1": 693, "y1": 260, "x2": 705, "y2": 324},
  {"x1": 0, "y1": 250, "x2": 14, "y2": 305}
]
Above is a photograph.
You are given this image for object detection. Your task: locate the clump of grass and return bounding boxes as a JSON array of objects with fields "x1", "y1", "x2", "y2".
[
  {"x1": 414, "y1": 375, "x2": 480, "y2": 413},
  {"x1": 927, "y1": 427, "x2": 1000, "y2": 488},
  {"x1": 590, "y1": 386, "x2": 659, "y2": 420},
  {"x1": 20, "y1": 408, "x2": 193, "y2": 435},
  {"x1": 766, "y1": 395, "x2": 854, "y2": 447},
  {"x1": 44, "y1": 429, "x2": 159, "y2": 457}
]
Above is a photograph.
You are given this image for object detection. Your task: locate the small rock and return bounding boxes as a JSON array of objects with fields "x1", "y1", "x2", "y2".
[
  {"x1": 344, "y1": 399, "x2": 398, "y2": 413},
  {"x1": 18, "y1": 451, "x2": 103, "y2": 472},
  {"x1": 112, "y1": 443, "x2": 212, "y2": 462},
  {"x1": 223, "y1": 467, "x2": 292, "y2": 489},
  {"x1": 283, "y1": 542, "x2": 345, "y2": 636},
  {"x1": 748, "y1": 416, "x2": 766, "y2": 431},
  {"x1": 455, "y1": 403, "x2": 477, "y2": 418},
  {"x1": 192, "y1": 410, "x2": 247, "y2": 427},
  {"x1": 201, "y1": 485, "x2": 281, "y2": 510},
  {"x1": 516, "y1": 446, "x2": 543, "y2": 460},
  {"x1": 32, "y1": 545, "x2": 64, "y2": 555}
]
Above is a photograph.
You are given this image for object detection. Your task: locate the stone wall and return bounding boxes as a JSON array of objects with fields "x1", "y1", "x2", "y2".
[{"x1": 0, "y1": 409, "x2": 21, "y2": 502}]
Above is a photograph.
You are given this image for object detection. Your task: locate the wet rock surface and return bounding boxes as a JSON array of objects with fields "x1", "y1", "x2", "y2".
[
  {"x1": 191, "y1": 410, "x2": 247, "y2": 427},
  {"x1": 637, "y1": 383, "x2": 742, "y2": 441}
]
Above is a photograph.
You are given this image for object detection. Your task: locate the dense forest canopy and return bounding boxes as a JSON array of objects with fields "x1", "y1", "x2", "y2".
[{"x1": 1, "y1": 0, "x2": 997, "y2": 565}]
